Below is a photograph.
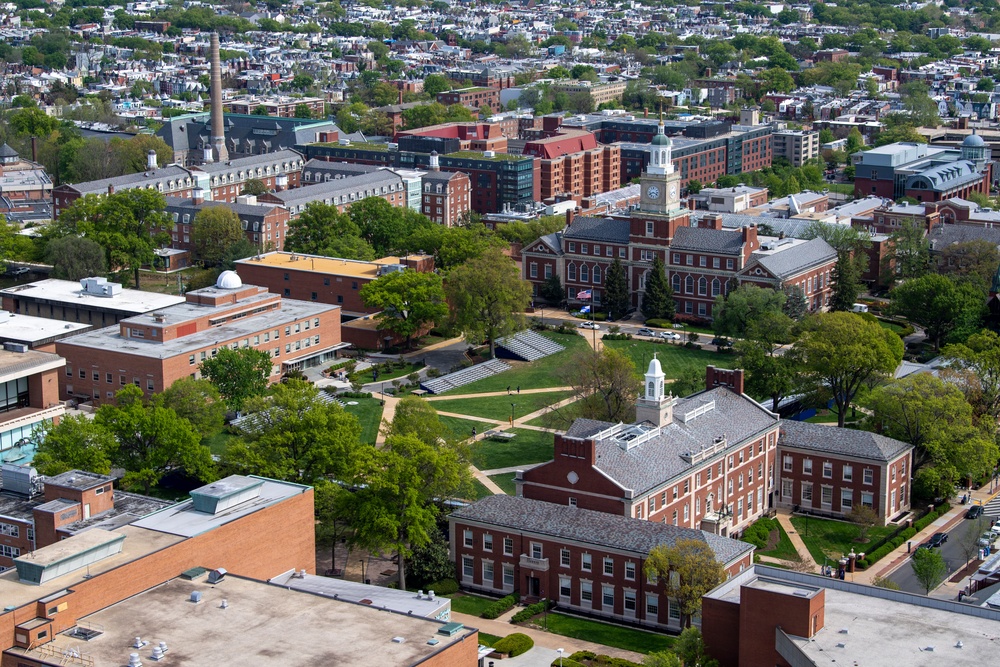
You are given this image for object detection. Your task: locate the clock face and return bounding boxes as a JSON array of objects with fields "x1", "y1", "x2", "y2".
[
  {"x1": 647, "y1": 186, "x2": 660, "y2": 200},
  {"x1": 669, "y1": 185, "x2": 677, "y2": 200}
]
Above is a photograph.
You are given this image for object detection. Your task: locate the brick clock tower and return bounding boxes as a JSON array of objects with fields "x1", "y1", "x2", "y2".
[{"x1": 639, "y1": 118, "x2": 683, "y2": 215}]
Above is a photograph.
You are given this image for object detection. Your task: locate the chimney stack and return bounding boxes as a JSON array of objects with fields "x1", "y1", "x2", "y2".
[
  {"x1": 147, "y1": 149, "x2": 157, "y2": 171},
  {"x1": 30, "y1": 136, "x2": 37, "y2": 163},
  {"x1": 210, "y1": 32, "x2": 228, "y2": 162},
  {"x1": 429, "y1": 150, "x2": 440, "y2": 171},
  {"x1": 192, "y1": 187, "x2": 204, "y2": 205}
]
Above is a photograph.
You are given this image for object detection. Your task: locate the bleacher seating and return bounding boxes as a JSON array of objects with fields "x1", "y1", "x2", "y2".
[
  {"x1": 495, "y1": 330, "x2": 566, "y2": 362},
  {"x1": 420, "y1": 358, "x2": 511, "y2": 394},
  {"x1": 232, "y1": 391, "x2": 344, "y2": 432}
]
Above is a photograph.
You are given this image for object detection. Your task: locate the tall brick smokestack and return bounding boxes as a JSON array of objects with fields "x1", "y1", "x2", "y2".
[{"x1": 210, "y1": 32, "x2": 228, "y2": 162}]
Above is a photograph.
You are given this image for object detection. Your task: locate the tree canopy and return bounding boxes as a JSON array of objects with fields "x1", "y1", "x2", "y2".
[
  {"x1": 360, "y1": 270, "x2": 448, "y2": 349},
  {"x1": 645, "y1": 539, "x2": 725, "y2": 628},
  {"x1": 192, "y1": 206, "x2": 245, "y2": 266},
  {"x1": 889, "y1": 274, "x2": 984, "y2": 350},
  {"x1": 200, "y1": 347, "x2": 273, "y2": 414}
]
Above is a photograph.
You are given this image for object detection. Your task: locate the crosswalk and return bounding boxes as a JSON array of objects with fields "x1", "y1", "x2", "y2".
[{"x1": 978, "y1": 495, "x2": 1000, "y2": 519}]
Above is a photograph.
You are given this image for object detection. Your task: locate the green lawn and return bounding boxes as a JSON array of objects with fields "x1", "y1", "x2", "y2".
[
  {"x1": 489, "y1": 472, "x2": 517, "y2": 495},
  {"x1": 478, "y1": 632, "x2": 502, "y2": 647},
  {"x1": 448, "y1": 593, "x2": 498, "y2": 616},
  {"x1": 466, "y1": 478, "x2": 496, "y2": 500},
  {"x1": 437, "y1": 332, "x2": 587, "y2": 395},
  {"x1": 542, "y1": 613, "x2": 675, "y2": 654},
  {"x1": 341, "y1": 397, "x2": 384, "y2": 444},
  {"x1": 790, "y1": 515, "x2": 895, "y2": 564},
  {"x1": 430, "y1": 391, "x2": 574, "y2": 422},
  {"x1": 350, "y1": 361, "x2": 423, "y2": 384},
  {"x1": 439, "y1": 415, "x2": 495, "y2": 440},
  {"x1": 757, "y1": 523, "x2": 801, "y2": 562},
  {"x1": 471, "y1": 428, "x2": 554, "y2": 471},
  {"x1": 202, "y1": 430, "x2": 234, "y2": 456},
  {"x1": 603, "y1": 340, "x2": 735, "y2": 380}
]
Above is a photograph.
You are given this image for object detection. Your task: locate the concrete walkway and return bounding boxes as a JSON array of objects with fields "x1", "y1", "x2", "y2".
[
  {"x1": 424, "y1": 386, "x2": 575, "y2": 401},
  {"x1": 775, "y1": 510, "x2": 819, "y2": 567},
  {"x1": 470, "y1": 464, "x2": 505, "y2": 494},
  {"x1": 450, "y1": 610, "x2": 646, "y2": 663}
]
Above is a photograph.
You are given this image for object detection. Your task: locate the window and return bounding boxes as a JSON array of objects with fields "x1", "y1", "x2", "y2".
[
  {"x1": 713, "y1": 257, "x2": 720, "y2": 268},
  {"x1": 462, "y1": 556, "x2": 474, "y2": 578},
  {"x1": 801, "y1": 482, "x2": 813, "y2": 503},
  {"x1": 529, "y1": 262, "x2": 538, "y2": 278},
  {"x1": 582, "y1": 553, "x2": 592, "y2": 571},
  {"x1": 646, "y1": 594, "x2": 659, "y2": 617},
  {"x1": 672, "y1": 510, "x2": 678, "y2": 525},
  {"x1": 803, "y1": 458, "x2": 813, "y2": 475},
  {"x1": 503, "y1": 563, "x2": 514, "y2": 587},
  {"x1": 823, "y1": 462, "x2": 833, "y2": 479},
  {"x1": 106, "y1": 373, "x2": 112, "y2": 384},
  {"x1": 463, "y1": 530, "x2": 473, "y2": 548},
  {"x1": 593, "y1": 265, "x2": 601, "y2": 284},
  {"x1": 602, "y1": 585, "x2": 614, "y2": 607},
  {"x1": 560, "y1": 577, "x2": 572, "y2": 599},
  {"x1": 625, "y1": 561, "x2": 636, "y2": 580},
  {"x1": 531, "y1": 543, "x2": 542, "y2": 559},
  {"x1": 561, "y1": 549, "x2": 571, "y2": 567},
  {"x1": 668, "y1": 600, "x2": 681, "y2": 622},
  {"x1": 0, "y1": 523, "x2": 19, "y2": 538},
  {"x1": 603, "y1": 557, "x2": 614, "y2": 576},
  {"x1": 821, "y1": 485, "x2": 833, "y2": 506},
  {"x1": 569, "y1": 497, "x2": 577, "y2": 507},
  {"x1": 581, "y1": 581, "x2": 593, "y2": 603},
  {"x1": 624, "y1": 590, "x2": 637, "y2": 612},
  {"x1": 863, "y1": 468, "x2": 874, "y2": 485},
  {"x1": 649, "y1": 495, "x2": 656, "y2": 512},
  {"x1": 503, "y1": 537, "x2": 513, "y2": 556},
  {"x1": 483, "y1": 534, "x2": 493, "y2": 551},
  {"x1": 684, "y1": 504, "x2": 690, "y2": 522},
  {"x1": 843, "y1": 465, "x2": 853, "y2": 482},
  {"x1": 841, "y1": 489, "x2": 853, "y2": 509},
  {"x1": 79, "y1": 369, "x2": 85, "y2": 379},
  {"x1": 483, "y1": 561, "x2": 494, "y2": 583},
  {"x1": 646, "y1": 221, "x2": 654, "y2": 235},
  {"x1": 147, "y1": 379, "x2": 154, "y2": 391},
  {"x1": 861, "y1": 492, "x2": 874, "y2": 508},
  {"x1": 581, "y1": 244, "x2": 588, "y2": 254}
]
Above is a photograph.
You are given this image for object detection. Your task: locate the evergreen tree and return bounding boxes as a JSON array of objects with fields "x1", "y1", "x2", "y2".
[
  {"x1": 641, "y1": 255, "x2": 674, "y2": 320},
  {"x1": 830, "y1": 250, "x2": 862, "y2": 312},
  {"x1": 539, "y1": 273, "x2": 564, "y2": 304},
  {"x1": 604, "y1": 257, "x2": 630, "y2": 320}
]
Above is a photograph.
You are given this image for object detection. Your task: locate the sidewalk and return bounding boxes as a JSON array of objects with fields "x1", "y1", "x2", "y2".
[{"x1": 774, "y1": 510, "x2": 819, "y2": 567}]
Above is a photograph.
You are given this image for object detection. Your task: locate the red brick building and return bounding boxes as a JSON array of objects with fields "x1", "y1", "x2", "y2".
[
  {"x1": 520, "y1": 365, "x2": 781, "y2": 538},
  {"x1": 395, "y1": 122, "x2": 509, "y2": 153},
  {"x1": 422, "y1": 156, "x2": 471, "y2": 226},
  {"x1": 55, "y1": 271, "x2": 344, "y2": 405},
  {"x1": 257, "y1": 170, "x2": 407, "y2": 219},
  {"x1": 523, "y1": 130, "x2": 621, "y2": 201},
  {"x1": 164, "y1": 193, "x2": 292, "y2": 253},
  {"x1": 449, "y1": 495, "x2": 754, "y2": 630},
  {"x1": 775, "y1": 420, "x2": 913, "y2": 524},
  {"x1": 436, "y1": 87, "x2": 501, "y2": 113}
]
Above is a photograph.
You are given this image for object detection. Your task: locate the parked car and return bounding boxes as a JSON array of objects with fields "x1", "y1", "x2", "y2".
[
  {"x1": 978, "y1": 531, "x2": 994, "y2": 548},
  {"x1": 928, "y1": 532, "x2": 948, "y2": 548},
  {"x1": 579, "y1": 321, "x2": 600, "y2": 330},
  {"x1": 636, "y1": 328, "x2": 655, "y2": 337},
  {"x1": 660, "y1": 332, "x2": 682, "y2": 340},
  {"x1": 967, "y1": 505, "x2": 984, "y2": 519},
  {"x1": 9, "y1": 267, "x2": 27, "y2": 276}
]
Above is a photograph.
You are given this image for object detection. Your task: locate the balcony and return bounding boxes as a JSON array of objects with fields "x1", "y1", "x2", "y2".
[{"x1": 519, "y1": 554, "x2": 549, "y2": 571}]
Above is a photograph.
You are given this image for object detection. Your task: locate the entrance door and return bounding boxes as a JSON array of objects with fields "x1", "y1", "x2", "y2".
[{"x1": 528, "y1": 577, "x2": 540, "y2": 598}]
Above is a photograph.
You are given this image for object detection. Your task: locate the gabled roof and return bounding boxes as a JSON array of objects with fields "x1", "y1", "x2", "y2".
[
  {"x1": 670, "y1": 226, "x2": 745, "y2": 254},
  {"x1": 779, "y1": 420, "x2": 912, "y2": 462},
  {"x1": 743, "y1": 237, "x2": 836, "y2": 280},
  {"x1": 450, "y1": 495, "x2": 754, "y2": 564},
  {"x1": 563, "y1": 216, "x2": 630, "y2": 244}
]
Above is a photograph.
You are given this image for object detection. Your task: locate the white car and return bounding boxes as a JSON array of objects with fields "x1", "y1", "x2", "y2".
[
  {"x1": 660, "y1": 332, "x2": 682, "y2": 340},
  {"x1": 637, "y1": 328, "x2": 656, "y2": 337},
  {"x1": 579, "y1": 321, "x2": 600, "y2": 330}
]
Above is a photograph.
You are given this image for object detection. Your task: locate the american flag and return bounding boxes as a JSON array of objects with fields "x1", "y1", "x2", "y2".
[{"x1": 577, "y1": 290, "x2": 592, "y2": 300}]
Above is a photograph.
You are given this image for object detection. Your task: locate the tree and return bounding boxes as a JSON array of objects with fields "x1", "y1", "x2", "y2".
[
  {"x1": 943, "y1": 330, "x2": 1000, "y2": 420},
  {"x1": 539, "y1": 273, "x2": 565, "y2": 305},
  {"x1": 674, "y1": 628, "x2": 719, "y2": 667},
  {"x1": 350, "y1": 432, "x2": 470, "y2": 590},
  {"x1": 159, "y1": 377, "x2": 226, "y2": 439},
  {"x1": 712, "y1": 284, "x2": 787, "y2": 338},
  {"x1": 845, "y1": 127, "x2": 865, "y2": 154},
  {"x1": 563, "y1": 347, "x2": 641, "y2": 424},
  {"x1": 686, "y1": 179, "x2": 703, "y2": 194},
  {"x1": 604, "y1": 258, "x2": 630, "y2": 321},
  {"x1": 847, "y1": 505, "x2": 878, "y2": 543},
  {"x1": 829, "y1": 250, "x2": 863, "y2": 312},
  {"x1": 423, "y1": 73, "x2": 451, "y2": 97},
  {"x1": 937, "y1": 239, "x2": 1000, "y2": 290},
  {"x1": 881, "y1": 219, "x2": 930, "y2": 285},
  {"x1": 241, "y1": 178, "x2": 269, "y2": 196},
  {"x1": 889, "y1": 274, "x2": 984, "y2": 350},
  {"x1": 900, "y1": 82, "x2": 941, "y2": 128},
  {"x1": 645, "y1": 539, "x2": 726, "y2": 628},
  {"x1": 54, "y1": 190, "x2": 170, "y2": 288},
  {"x1": 200, "y1": 347, "x2": 273, "y2": 414},
  {"x1": 314, "y1": 478, "x2": 357, "y2": 578},
  {"x1": 408, "y1": 530, "x2": 456, "y2": 588},
  {"x1": 192, "y1": 206, "x2": 245, "y2": 266},
  {"x1": 644, "y1": 653, "x2": 681, "y2": 667},
  {"x1": 794, "y1": 312, "x2": 904, "y2": 426},
  {"x1": 446, "y1": 249, "x2": 532, "y2": 358},
  {"x1": 294, "y1": 104, "x2": 313, "y2": 119},
  {"x1": 347, "y1": 197, "x2": 411, "y2": 256},
  {"x1": 865, "y1": 374, "x2": 997, "y2": 499},
  {"x1": 95, "y1": 385, "x2": 214, "y2": 494},
  {"x1": 360, "y1": 270, "x2": 448, "y2": 349},
  {"x1": 284, "y1": 202, "x2": 375, "y2": 261},
  {"x1": 642, "y1": 255, "x2": 674, "y2": 320},
  {"x1": 870, "y1": 575, "x2": 902, "y2": 590},
  {"x1": 782, "y1": 284, "x2": 807, "y2": 320},
  {"x1": 223, "y1": 380, "x2": 364, "y2": 484},
  {"x1": 959, "y1": 516, "x2": 989, "y2": 567},
  {"x1": 44, "y1": 235, "x2": 106, "y2": 280},
  {"x1": 32, "y1": 414, "x2": 114, "y2": 476},
  {"x1": 910, "y1": 547, "x2": 947, "y2": 594}
]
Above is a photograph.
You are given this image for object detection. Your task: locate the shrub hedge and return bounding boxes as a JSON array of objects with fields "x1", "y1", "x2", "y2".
[
  {"x1": 603, "y1": 333, "x2": 633, "y2": 341},
  {"x1": 481, "y1": 593, "x2": 519, "y2": 619},
  {"x1": 510, "y1": 599, "x2": 553, "y2": 623},
  {"x1": 573, "y1": 312, "x2": 607, "y2": 321},
  {"x1": 492, "y1": 633, "x2": 533, "y2": 657},
  {"x1": 552, "y1": 651, "x2": 642, "y2": 667},
  {"x1": 743, "y1": 517, "x2": 778, "y2": 550},
  {"x1": 645, "y1": 318, "x2": 674, "y2": 329},
  {"x1": 858, "y1": 503, "x2": 952, "y2": 569},
  {"x1": 425, "y1": 578, "x2": 458, "y2": 595}
]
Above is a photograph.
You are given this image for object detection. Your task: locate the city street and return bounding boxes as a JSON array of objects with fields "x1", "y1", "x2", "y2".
[{"x1": 888, "y1": 516, "x2": 984, "y2": 593}]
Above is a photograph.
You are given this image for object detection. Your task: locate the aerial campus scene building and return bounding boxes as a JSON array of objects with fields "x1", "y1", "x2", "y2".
[{"x1": 0, "y1": 0, "x2": 999, "y2": 665}]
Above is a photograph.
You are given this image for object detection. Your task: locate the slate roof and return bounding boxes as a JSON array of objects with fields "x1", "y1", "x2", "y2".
[
  {"x1": 563, "y1": 388, "x2": 779, "y2": 496},
  {"x1": 61, "y1": 165, "x2": 195, "y2": 196},
  {"x1": 531, "y1": 231, "x2": 562, "y2": 254},
  {"x1": 906, "y1": 160, "x2": 982, "y2": 192},
  {"x1": 779, "y1": 420, "x2": 912, "y2": 462},
  {"x1": 928, "y1": 223, "x2": 1000, "y2": 249},
  {"x1": 451, "y1": 495, "x2": 754, "y2": 564},
  {"x1": 670, "y1": 226, "x2": 745, "y2": 254},
  {"x1": 164, "y1": 197, "x2": 280, "y2": 218},
  {"x1": 198, "y1": 148, "x2": 303, "y2": 175},
  {"x1": 266, "y1": 170, "x2": 403, "y2": 208},
  {"x1": 743, "y1": 237, "x2": 836, "y2": 280},
  {"x1": 563, "y1": 217, "x2": 630, "y2": 244}
]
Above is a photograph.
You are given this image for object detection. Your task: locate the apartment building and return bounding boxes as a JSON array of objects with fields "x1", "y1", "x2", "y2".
[
  {"x1": 772, "y1": 129, "x2": 820, "y2": 167},
  {"x1": 774, "y1": 420, "x2": 913, "y2": 524},
  {"x1": 257, "y1": 170, "x2": 408, "y2": 218},
  {"x1": 522, "y1": 130, "x2": 620, "y2": 201},
  {"x1": 436, "y1": 87, "x2": 501, "y2": 113},
  {"x1": 450, "y1": 495, "x2": 754, "y2": 630},
  {"x1": 550, "y1": 79, "x2": 628, "y2": 106},
  {"x1": 164, "y1": 192, "x2": 292, "y2": 254},
  {"x1": 421, "y1": 162, "x2": 471, "y2": 226},
  {"x1": 0, "y1": 347, "x2": 65, "y2": 463},
  {"x1": 228, "y1": 95, "x2": 326, "y2": 118},
  {"x1": 55, "y1": 271, "x2": 343, "y2": 405}
]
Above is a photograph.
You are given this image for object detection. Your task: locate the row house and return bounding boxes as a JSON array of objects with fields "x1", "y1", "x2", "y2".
[
  {"x1": 518, "y1": 365, "x2": 781, "y2": 539},
  {"x1": 449, "y1": 495, "x2": 754, "y2": 630},
  {"x1": 775, "y1": 420, "x2": 913, "y2": 525}
]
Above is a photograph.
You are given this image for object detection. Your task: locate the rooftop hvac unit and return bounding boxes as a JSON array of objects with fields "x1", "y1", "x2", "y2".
[{"x1": 1, "y1": 463, "x2": 41, "y2": 497}]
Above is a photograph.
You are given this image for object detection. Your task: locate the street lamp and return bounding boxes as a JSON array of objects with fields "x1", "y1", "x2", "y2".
[
  {"x1": 510, "y1": 403, "x2": 516, "y2": 427},
  {"x1": 359, "y1": 559, "x2": 367, "y2": 585},
  {"x1": 557, "y1": 648, "x2": 564, "y2": 667}
]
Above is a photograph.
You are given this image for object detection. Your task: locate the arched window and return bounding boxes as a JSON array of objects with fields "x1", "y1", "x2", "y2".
[
  {"x1": 592, "y1": 265, "x2": 601, "y2": 284},
  {"x1": 711, "y1": 278, "x2": 721, "y2": 296},
  {"x1": 568, "y1": 263, "x2": 577, "y2": 281},
  {"x1": 671, "y1": 274, "x2": 681, "y2": 292},
  {"x1": 698, "y1": 277, "x2": 707, "y2": 296},
  {"x1": 581, "y1": 265, "x2": 589, "y2": 282},
  {"x1": 685, "y1": 276, "x2": 694, "y2": 294}
]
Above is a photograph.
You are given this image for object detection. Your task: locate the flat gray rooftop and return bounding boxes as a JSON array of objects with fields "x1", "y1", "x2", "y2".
[
  {"x1": 57, "y1": 299, "x2": 339, "y2": 359},
  {"x1": 269, "y1": 570, "x2": 451, "y2": 620},
  {"x1": 0, "y1": 279, "x2": 185, "y2": 313},
  {"x1": 46, "y1": 576, "x2": 474, "y2": 667},
  {"x1": 132, "y1": 478, "x2": 309, "y2": 537},
  {"x1": 0, "y1": 312, "x2": 90, "y2": 343}
]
